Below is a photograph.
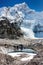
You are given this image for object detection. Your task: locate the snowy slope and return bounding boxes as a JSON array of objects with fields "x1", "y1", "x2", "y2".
[
  {"x1": 0, "y1": 2, "x2": 43, "y2": 24},
  {"x1": 0, "y1": 2, "x2": 43, "y2": 38}
]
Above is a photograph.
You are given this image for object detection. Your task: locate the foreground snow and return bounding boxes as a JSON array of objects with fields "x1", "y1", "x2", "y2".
[
  {"x1": 8, "y1": 52, "x2": 36, "y2": 61},
  {"x1": 21, "y1": 53, "x2": 36, "y2": 61}
]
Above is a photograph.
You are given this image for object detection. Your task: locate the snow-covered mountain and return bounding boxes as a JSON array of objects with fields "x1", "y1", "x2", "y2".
[
  {"x1": 0, "y1": 2, "x2": 43, "y2": 24},
  {"x1": 0, "y1": 2, "x2": 43, "y2": 38}
]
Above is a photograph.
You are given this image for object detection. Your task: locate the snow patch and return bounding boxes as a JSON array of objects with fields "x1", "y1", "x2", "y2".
[{"x1": 21, "y1": 53, "x2": 36, "y2": 61}]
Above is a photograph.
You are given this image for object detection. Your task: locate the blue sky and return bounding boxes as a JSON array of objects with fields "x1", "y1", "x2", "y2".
[{"x1": 0, "y1": 0, "x2": 43, "y2": 11}]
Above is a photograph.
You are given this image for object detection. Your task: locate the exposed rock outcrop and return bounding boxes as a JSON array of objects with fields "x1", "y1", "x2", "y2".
[{"x1": 0, "y1": 17, "x2": 23, "y2": 39}]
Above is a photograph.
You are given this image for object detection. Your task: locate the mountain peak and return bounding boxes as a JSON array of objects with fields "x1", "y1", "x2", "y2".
[
  {"x1": 15, "y1": 2, "x2": 27, "y2": 6},
  {"x1": 14, "y1": 2, "x2": 29, "y2": 10}
]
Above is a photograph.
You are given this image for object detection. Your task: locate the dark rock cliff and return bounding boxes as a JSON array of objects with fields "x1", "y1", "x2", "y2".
[{"x1": 0, "y1": 17, "x2": 23, "y2": 39}]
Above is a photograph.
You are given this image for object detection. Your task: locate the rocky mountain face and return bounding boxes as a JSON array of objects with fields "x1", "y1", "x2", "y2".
[{"x1": 0, "y1": 17, "x2": 23, "y2": 39}]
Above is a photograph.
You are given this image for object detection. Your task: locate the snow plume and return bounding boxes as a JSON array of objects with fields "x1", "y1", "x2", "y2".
[{"x1": 0, "y1": 2, "x2": 43, "y2": 38}]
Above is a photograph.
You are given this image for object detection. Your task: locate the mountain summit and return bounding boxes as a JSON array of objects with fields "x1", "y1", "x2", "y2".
[
  {"x1": 0, "y1": 2, "x2": 35, "y2": 22},
  {"x1": 0, "y1": 3, "x2": 43, "y2": 38}
]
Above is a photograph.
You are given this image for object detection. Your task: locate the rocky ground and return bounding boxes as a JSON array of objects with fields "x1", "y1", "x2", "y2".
[
  {"x1": 0, "y1": 38, "x2": 43, "y2": 65},
  {"x1": 0, "y1": 53, "x2": 14, "y2": 65}
]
